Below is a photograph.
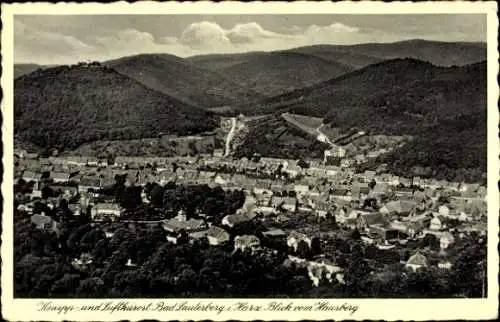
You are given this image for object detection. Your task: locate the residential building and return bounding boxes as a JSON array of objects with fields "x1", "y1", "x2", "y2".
[
  {"x1": 90, "y1": 203, "x2": 122, "y2": 221},
  {"x1": 440, "y1": 232, "x2": 455, "y2": 250},
  {"x1": 234, "y1": 235, "x2": 261, "y2": 252},
  {"x1": 405, "y1": 252, "x2": 428, "y2": 271},
  {"x1": 287, "y1": 231, "x2": 312, "y2": 252}
]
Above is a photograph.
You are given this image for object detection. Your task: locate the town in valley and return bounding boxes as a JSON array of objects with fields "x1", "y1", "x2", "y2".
[{"x1": 12, "y1": 13, "x2": 488, "y2": 299}]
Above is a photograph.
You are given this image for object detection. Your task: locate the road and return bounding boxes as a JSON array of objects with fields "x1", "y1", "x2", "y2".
[{"x1": 224, "y1": 117, "x2": 237, "y2": 157}]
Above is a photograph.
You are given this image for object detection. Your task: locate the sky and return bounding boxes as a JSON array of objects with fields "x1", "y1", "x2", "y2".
[{"x1": 14, "y1": 14, "x2": 487, "y2": 65}]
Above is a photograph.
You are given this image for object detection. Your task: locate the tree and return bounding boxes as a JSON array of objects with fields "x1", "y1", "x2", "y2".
[
  {"x1": 368, "y1": 179, "x2": 377, "y2": 190},
  {"x1": 296, "y1": 240, "x2": 311, "y2": 259},
  {"x1": 343, "y1": 244, "x2": 372, "y2": 297},
  {"x1": 351, "y1": 229, "x2": 361, "y2": 240},
  {"x1": 310, "y1": 237, "x2": 322, "y2": 256},
  {"x1": 176, "y1": 265, "x2": 198, "y2": 296},
  {"x1": 41, "y1": 186, "x2": 54, "y2": 199},
  {"x1": 50, "y1": 274, "x2": 81, "y2": 298},
  {"x1": 76, "y1": 277, "x2": 105, "y2": 298},
  {"x1": 297, "y1": 159, "x2": 310, "y2": 169}
]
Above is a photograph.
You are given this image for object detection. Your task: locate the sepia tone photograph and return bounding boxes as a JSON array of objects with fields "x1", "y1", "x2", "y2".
[{"x1": 1, "y1": 1, "x2": 499, "y2": 321}]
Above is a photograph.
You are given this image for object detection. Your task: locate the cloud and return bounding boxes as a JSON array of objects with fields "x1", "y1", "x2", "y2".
[
  {"x1": 15, "y1": 19, "x2": 480, "y2": 65},
  {"x1": 14, "y1": 20, "x2": 97, "y2": 64},
  {"x1": 180, "y1": 21, "x2": 230, "y2": 48}
]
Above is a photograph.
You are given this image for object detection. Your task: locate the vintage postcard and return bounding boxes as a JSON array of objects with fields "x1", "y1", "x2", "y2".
[{"x1": 1, "y1": 1, "x2": 499, "y2": 321}]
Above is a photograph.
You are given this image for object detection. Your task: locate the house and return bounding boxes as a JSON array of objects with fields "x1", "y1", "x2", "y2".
[
  {"x1": 50, "y1": 185, "x2": 78, "y2": 198},
  {"x1": 346, "y1": 208, "x2": 370, "y2": 219},
  {"x1": 440, "y1": 232, "x2": 455, "y2": 249},
  {"x1": 313, "y1": 201, "x2": 331, "y2": 218},
  {"x1": 458, "y1": 222, "x2": 487, "y2": 236},
  {"x1": 22, "y1": 171, "x2": 43, "y2": 184},
  {"x1": 405, "y1": 252, "x2": 428, "y2": 271},
  {"x1": 31, "y1": 189, "x2": 43, "y2": 199},
  {"x1": 254, "y1": 206, "x2": 276, "y2": 216},
  {"x1": 363, "y1": 170, "x2": 376, "y2": 181},
  {"x1": 307, "y1": 259, "x2": 344, "y2": 287},
  {"x1": 424, "y1": 188, "x2": 437, "y2": 199},
  {"x1": 371, "y1": 182, "x2": 391, "y2": 195},
  {"x1": 406, "y1": 215, "x2": 432, "y2": 238},
  {"x1": 71, "y1": 253, "x2": 93, "y2": 271},
  {"x1": 213, "y1": 149, "x2": 224, "y2": 157},
  {"x1": 355, "y1": 213, "x2": 390, "y2": 232},
  {"x1": 68, "y1": 204, "x2": 81, "y2": 216},
  {"x1": 294, "y1": 184, "x2": 310, "y2": 195},
  {"x1": 283, "y1": 164, "x2": 302, "y2": 178},
  {"x1": 429, "y1": 216, "x2": 443, "y2": 231},
  {"x1": 234, "y1": 235, "x2": 261, "y2": 252},
  {"x1": 90, "y1": 203, "x2": 122, "y2": 221},
  {"x1": 399, "y1": 177, "x2": 412, "y2": 187},
  {"x1": 222, "y1": 213, "x2": 253, "y2": 228},
  {"x1": 270, "y1": 196, "x2": 297, "y2": 212},
  {"x1": 14, "y1": 148, "x2": 28, "y2": 158},
  {"x1": 31, "y1": 213, "x2": 54, "y2": 229},
  {"x1": 438, "y1": 261, "x2": 453, "y2": 269},
  {"x1": 282, "y1": 197, "x2": 298, "y2": 212},
  {"x1": 205, "y1": 226, "x2": 230, "y2": 245},
  {"x1": 380, "y1": 200, "x2": 417, "y2": 216},
  {"x1": 361, "y1": 231, "x2": 385, "y2": 245},
  {"x1": 287, "y1": 231, "x2": 312, "y2": 252},
  {"x1": 51, "y1": 172, "x2": 71, "y2": 183},
  {"x1": 253, "y1": 180, "x2": 272, "y2": 195},
  {"x1": 162, "y1": 217, "x2": 206, "y2": 233},
  {"x1": 78, "y1": 177, "x2": 101, "y2": 193},
  {"x1": 438, "y1": 205, "x2": 450, "y2": 217},
  {"x1": 262, "y1": 228, "x2": 287, "y2": 240},
  {"x1": 214, "y1": 174, "x2": 230, "y2": 186},
  {"x1": 394, "y1": 187, "x2": 413, "y2": 196},
  {"x1": 24, "y1": 152, "x2": 39, "y2": 159}
]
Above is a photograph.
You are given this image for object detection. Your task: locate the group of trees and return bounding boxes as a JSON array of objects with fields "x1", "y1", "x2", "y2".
[
  {"x1": 14, "y1": 193, "x2": 488, "y2": 299},
  {"x1": 14, "y1": 207, "x2": 311, "y2": 298}
]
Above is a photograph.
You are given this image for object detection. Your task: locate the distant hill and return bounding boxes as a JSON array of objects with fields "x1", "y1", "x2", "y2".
[
  {"x1": 215, "y1": 51, "x2": 353, "y2": 96},
  {"x1": 187, "y1": 39, "x2": 485, "y2": 98},
  {"x1": 14, "y1": 64, "x2": 48, "y2": 79},
  {"x1": 187, "y1": 51, "x2": 268, "y2": 71},
  {"x1": 289, "y1": 46, "x2": 383, "y2": 69},
  {"x1": 105, "y1": 54, "x2": 264, "y2": 108},
  {"x1": 14, "y1": 62, "x2": 217, "y2": 150},
  {"x1": 256, "y1": 58, "x2": 487, "y2": 182},
  {"x1": 189, "y1": 40, "x2": 486, "y2": 72},
  {"x1": 292, "y1": 39, "x2": 486, "y2": 68}
]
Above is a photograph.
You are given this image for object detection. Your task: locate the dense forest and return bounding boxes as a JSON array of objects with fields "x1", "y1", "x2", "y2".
[{"x1": 14, "y1": 63, "x2": 217, "y2": 150}]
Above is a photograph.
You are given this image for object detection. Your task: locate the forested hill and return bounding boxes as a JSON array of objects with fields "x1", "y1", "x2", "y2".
[
  {"x1": 214, "y1": 51, "x2": 354, "y2": 96},
  {"x1": 14, "y1": 62, "x2": 217, "y2": 150},
  {"x1": 257, "y1": 58, "x2": 485, "y2": 132},
  {"x1": 105, "y1": 54, "x2": 265, "y2": 108},
  {"x1": 252, "y1": 59, "x2": 487, "y2": 182}
]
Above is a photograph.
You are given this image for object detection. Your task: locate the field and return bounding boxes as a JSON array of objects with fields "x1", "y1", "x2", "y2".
[{"x1": 281, "y1": 113, "x2": 324, "y2": 137}]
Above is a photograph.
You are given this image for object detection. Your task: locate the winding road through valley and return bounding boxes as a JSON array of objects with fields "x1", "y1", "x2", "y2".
[{"x1": 224, "y1": 117, "x2": 237, "y2": 157}]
